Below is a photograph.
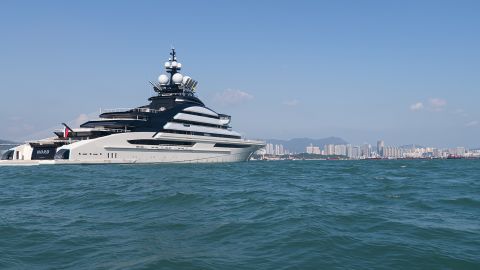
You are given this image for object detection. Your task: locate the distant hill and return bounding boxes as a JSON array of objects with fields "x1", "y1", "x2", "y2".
[
  {"x1": 267, "y1": 137, "x2": 348, "y2": 153},
  {"x1": 0, "y1": 140, "x2": 19, "y2": 152},
  {"x1": 0, "y1": 139, "x2": 19, "y2": 145}
]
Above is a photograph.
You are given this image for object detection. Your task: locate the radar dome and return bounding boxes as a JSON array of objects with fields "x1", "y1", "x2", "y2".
[
  {"x1": 158, "y1": 74, "x2": 169, "y2": 85},
  {"x1": 182, "y1": 76, "x2": 191, "y2": 85},
  {"x1": 172, "y1": 73, "x2": 183, "y2": 84}
]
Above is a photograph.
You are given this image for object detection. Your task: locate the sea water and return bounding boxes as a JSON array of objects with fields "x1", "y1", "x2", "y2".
[{"x1": 0, "y1": 160, "x2": 479, "y2": 269}]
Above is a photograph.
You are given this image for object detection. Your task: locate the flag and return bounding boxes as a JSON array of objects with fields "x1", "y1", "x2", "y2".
[
  {"x1": 64, "y1": 126, "x2": 70, "y2": 138},
  {"x1": 62, "y1": 123, "x2": 73, "y2": 138}
]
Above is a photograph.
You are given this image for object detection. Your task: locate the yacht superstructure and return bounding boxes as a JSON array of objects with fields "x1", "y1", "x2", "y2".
[{"x1": 1, "y1": 49, "x2": 265, "y2": 165}]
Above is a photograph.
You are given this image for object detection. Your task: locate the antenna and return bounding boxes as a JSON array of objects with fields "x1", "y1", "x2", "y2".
[
  {"x1": 170, "y1": 47, "x2": 176, "y2": 61},
  {"x1": 149, "y1": 81, "x2": 161, "y2": 92}
]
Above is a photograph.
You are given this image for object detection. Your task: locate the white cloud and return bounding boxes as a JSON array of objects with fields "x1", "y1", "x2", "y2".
[
  {"x1": 410, "y1": 102, "x2": 424, "y2": 111},
  {"x1": 410, "y1": 98, "x2": 447, "y2": 112},
  {"x1": 453, "y1": 109, "x2": 469, "y2": 117},
  {"x1": 428, "y1": 98, "x2": 447, "y2": 111},
  {"x1": 466, "y1": 120, "x2": 478, "y2": 127},
  {"x1": 283, "y1": 99, "x2": 300, "y2": 107},
  {"x1": 213, "y1": 89, "x2": 253, "y2": 106}
]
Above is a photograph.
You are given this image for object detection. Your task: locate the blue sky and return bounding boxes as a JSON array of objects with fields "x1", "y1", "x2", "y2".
[{"x1": 0, "y1": 0, "x2": 479, "y2": 147}]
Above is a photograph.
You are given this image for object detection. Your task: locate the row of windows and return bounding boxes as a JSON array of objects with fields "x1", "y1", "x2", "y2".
[
  {"x1": 172, "y1": 119, "x2": 228, "y2": 129},
  {"x1": 181, "y1": 110, "x2": 220, "y2": 119},
  {"x1": 127, "y1": 140, "x2": 195, "y2": 146},
  {"x1": 77, "y1": 152, "x2": 118, "y2": 158},
  {"x1": 79, "y1": 153, "x2": 101, "y2": 156},
  {"x1": 160, "y1": 129, "x2": 241, "y2": 139}
]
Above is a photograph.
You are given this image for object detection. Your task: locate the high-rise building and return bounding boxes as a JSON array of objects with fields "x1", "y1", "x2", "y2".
[
  {"x1": 346, "y1": 144, "x2": 353, "y2": 158},
  {"x1": 306, "y1": 143, "x2": 314, "y2": 154},
  {"x1": 383, "y1": 146, "x2": 403, "y2": 158},
  {"x1": 306, "y1": 144, "x2": 321, "y2": 154},
  {"x1": 324, "y1": 144, "x2": 335, "y2": 155},
  {"x1": 352, "y1": 146, "x2": 361, "y2": 159},
  {"x1": 377, "y1": 140, "x2": 385, "y2": 157},
  {"x1": 274, "y1": 144, "x2": 281, "y2": 155},
  {"x1": 266, "y1": 143, "x2": 274, "y2": 155},
  {"x1": 334, "y1": 144, "x2": 347, "y2": 156},
  {"x1": 362, "y1": 144, "x2": 372, "y2": 158}
]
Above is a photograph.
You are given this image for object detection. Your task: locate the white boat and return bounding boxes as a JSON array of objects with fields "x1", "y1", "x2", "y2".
[{"x1": 1, "y1": 49, "x2": 265, "y2": 165}]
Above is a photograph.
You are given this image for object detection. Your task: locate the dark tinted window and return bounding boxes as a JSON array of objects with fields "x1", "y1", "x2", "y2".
[
  {"x1": 128, "y1": 140, "x2": 195, "y2": 146},
  {"x1": 1, "y1": 150, "x2": 14, "y2": 160},
  {"x1": 214, "y1": 143, "x2": 251, "y2": 148},
  {"x1": 54, "y1": 149, "x2": 70, "y2": 160}
]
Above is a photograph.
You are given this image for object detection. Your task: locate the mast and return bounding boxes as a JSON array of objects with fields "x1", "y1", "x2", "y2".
[
  {"x1": 167, "y1": 48, "x2": 179, "y2": 86},
  {"x1": 154, "y1": 49, "x2": 198, "y2": 96}
]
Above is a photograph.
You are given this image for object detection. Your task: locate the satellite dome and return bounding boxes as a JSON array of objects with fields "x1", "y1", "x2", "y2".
[
  {"x1": 158, "y1": 74, "x2": 169, "y2": 85},
  {"x1": 182, "y1": 76, "x2": 191, "y2": 85},
  {"x1": 172, "y1": 73, "x2": 183, "y2": 84},
  {"x1": 171, "y1": 61, "x2": 178, "y2": 67}
]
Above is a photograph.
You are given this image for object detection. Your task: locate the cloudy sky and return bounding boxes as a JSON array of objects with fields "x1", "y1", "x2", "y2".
[{"x1": 0, "y1": 0, "x2": 479, "y2": 147}]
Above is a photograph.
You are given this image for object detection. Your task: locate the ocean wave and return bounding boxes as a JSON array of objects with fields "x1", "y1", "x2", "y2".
[{"x1": 1, "y1": 160, "x2": 479, "y2": 269}]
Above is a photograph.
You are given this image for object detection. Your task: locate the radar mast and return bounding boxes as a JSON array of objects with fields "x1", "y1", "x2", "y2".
[{"x1": 154, "y1": 48, "x2": 198, "y2": 96}]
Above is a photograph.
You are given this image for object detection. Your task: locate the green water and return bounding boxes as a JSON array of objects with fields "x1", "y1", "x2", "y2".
[{"x1": 0, "y1": 160, "x2": 479, "y2": 269}]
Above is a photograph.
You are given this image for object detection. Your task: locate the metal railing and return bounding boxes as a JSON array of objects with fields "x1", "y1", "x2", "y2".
[{"x1": 100, "y1": 108, "x2": 163, "y2": 114}]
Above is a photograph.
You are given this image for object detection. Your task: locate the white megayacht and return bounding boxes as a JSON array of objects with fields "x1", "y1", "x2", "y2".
[{"x1": 1, "y1": 49, "x2": 264, "y2": 165}]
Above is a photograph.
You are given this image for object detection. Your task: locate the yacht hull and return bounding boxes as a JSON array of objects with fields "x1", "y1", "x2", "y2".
[{"x1": 1, "y1": 132, "x2": 264, "y2": 165}]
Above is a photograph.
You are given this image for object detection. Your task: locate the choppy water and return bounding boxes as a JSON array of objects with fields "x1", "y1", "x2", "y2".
[{"x1": 0, "y1": 160, "x2": 479, "y2": 269}]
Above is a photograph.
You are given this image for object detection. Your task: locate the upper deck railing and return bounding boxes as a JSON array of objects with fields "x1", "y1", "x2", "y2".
[{"x1": 100, "y1": 108, "x2": 163, "y2": 114}]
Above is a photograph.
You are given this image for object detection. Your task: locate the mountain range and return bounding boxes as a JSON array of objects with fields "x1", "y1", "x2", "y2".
[
  {"x1": 267, "y1": 137, "x2": 348, "y2": 153},
  {"x1": 0, "y1": 139, "x2": 19, "y2": 144}
]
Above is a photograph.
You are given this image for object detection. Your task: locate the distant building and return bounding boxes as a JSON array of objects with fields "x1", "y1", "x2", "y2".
[
  {"x1": 362, "y1": 144, "x2": 372, "y2": 158},
  {"x1": 306, "y1": 144, "x2": 321, "y2": 154},
  {"x1": 266, "y1": 143, "x2": 289, "y2": 156},
  {"x1": 306, "y1": 144, "x2": 314, "y2": 154},
  {"x1": 377, "y1": 140, "x2": 385, "y2": 157},
  {"x1": 383, "y1": 146, "x2": 403, "y2": 158},
  {"x1": 334, "y1": 144, "x2": 347, "y2": 156},
  {"x1": 352, "y1": 146, "x2": 361, "y2": 159},
  {"x1": 324, "y1": 144, "x2": 335, "y2": 155},
  {"x1": 346, "y1": 144, "x2": 353, "y2": 158},
  {"x1": 449, "y1": 147, "x2": 466, "y2": 156},
  {"x1": 266, "y1": 143, "x2": 274, "y2": 155}
]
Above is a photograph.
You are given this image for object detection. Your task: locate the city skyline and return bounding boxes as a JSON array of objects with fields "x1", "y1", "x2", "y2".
[
  {"x1": 264, "y1": 137, "x2": 479, "y2": 152},
  {"x1": 262, "y1": 140, "x2": 479, "y2": 159},
  {"x1": 1, "y1": 1, "x2": 479, "y2": 147}
]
